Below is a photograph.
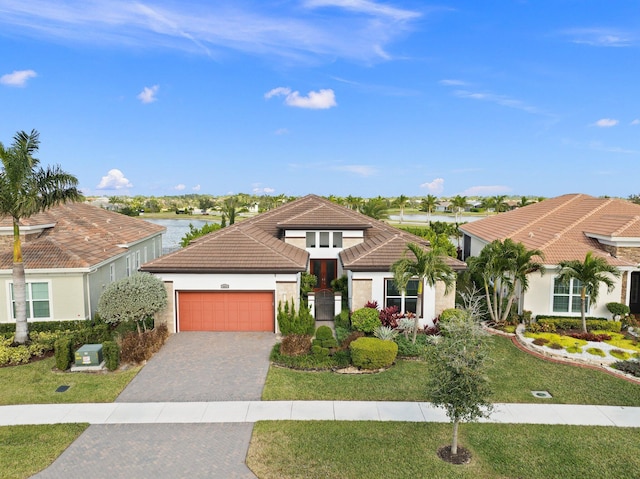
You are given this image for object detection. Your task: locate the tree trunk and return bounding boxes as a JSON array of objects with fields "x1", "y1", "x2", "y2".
[
  {"x1": 581, "y1": 288, "x2": 587, "y2": 333},
  {"x1": 412, "y1": 280, "x2": 423, "y2": 344},
  {"x1": 13, "y1": 218, "x2": 29, "y2": 344},
  {"x1": 451, "y1": 419, "x2": 459, "y2": 455}
]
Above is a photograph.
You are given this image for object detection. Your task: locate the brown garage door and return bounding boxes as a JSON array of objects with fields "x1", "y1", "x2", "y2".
[{"x1": 178, "y1": 291, "x2": 274, "y2": 332}]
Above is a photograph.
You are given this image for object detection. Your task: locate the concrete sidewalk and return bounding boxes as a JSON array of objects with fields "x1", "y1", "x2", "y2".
[{"x1": 2, "y1": 401, "x2": 640, "y2": 427}]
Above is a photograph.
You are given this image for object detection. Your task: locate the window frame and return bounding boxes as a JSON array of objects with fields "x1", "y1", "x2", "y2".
[
  {"x1": 384, "y1": 278, "x2": 419, "y2": 314},
  {"x1": 552, "y1": 277, "x2": 589, "y2": 314},
  {"x1": 9, "y1": 281, "x2": 52, "y2": 320}
]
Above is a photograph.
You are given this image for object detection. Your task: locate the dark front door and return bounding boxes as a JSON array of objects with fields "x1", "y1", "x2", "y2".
[
  {"x1": 310, "y1": 259, "x2": 337, "y2": 290},
  {"x1": 630, "y1": 272, "x2": 640, "y2": 315}
]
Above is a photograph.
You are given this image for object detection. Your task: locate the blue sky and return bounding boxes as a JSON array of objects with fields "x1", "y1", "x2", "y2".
[{"x1": 1, "y1": 1, "x2": 638, "y2": 199}]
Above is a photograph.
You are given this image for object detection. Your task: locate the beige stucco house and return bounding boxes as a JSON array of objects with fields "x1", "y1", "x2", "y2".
[
  {"x1": 142, "y1": 194, "x2": 465, "y2": 333},
  {"x1": 460, "y1": 194, "x2": 640, "y2": 319},
  {"x1": 0, "y1": 203, "x2": 165, "y2": 323}
]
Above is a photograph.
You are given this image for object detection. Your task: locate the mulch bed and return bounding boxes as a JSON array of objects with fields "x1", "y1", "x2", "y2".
[{"x1": 437, "y1": 445, "x2": 472, "y2": 465}]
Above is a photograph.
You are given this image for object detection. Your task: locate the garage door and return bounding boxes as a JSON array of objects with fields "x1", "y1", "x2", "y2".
[{"x1": 177, "y1": 291, "x2": 274, "y2": 332}]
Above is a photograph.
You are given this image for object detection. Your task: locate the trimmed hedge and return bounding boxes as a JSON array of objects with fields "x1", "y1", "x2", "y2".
[
  {"x1": 350, "y1": 337, "x2": 398, "y2": 370},
  {"x1": 54, "y1": 337, "x2": 73, "y2": 371},
  {"x1": 351, "y1": 307, "x2": 382, "y2": 333},
  {"x1": 102, "y1": 341, "x2": 120, "y2": 371},
  {"x1": 536, "y1": 317, "x2": 621, "y2": 333}
]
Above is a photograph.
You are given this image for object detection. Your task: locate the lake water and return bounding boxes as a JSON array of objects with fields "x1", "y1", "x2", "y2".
[{"x1": 143, "y1": 218, "x2": 217, "y2": 254}]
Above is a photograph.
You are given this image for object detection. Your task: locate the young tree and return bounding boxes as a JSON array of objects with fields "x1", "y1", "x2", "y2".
[
  {"x1": 359, "y1": 197, "x2": 388, "y2": 220},
  {"x1": 391, "y1": 243, "x2": 456, "y2": 343},
  {"x1": 393, "y1": 194, "x2": 409, "y2": 224},
  {"x1": 557, "y1": 251, "x2": 621, "y2": 333},
  {"x1": 451, "y1": 195, "x2": 468, "y2": 223},
  {"x1": 0, "y1": 130, "x2": 81, "y2": 344},
  {"x1": 419, "y1": 194, "x2": 438, "y2": 224},
  {"x1": 180, "y1": 222, "x2": 221, "y2": 247},
  {"x1": 425, "y1": 313, "x2": 493, "y2": 459},
  {"x1": 97, "y1": 272, "x2": 168, "y2": 334},
  {"x1": 468, "y1": 239, "x2": 544, "y2": 324}
]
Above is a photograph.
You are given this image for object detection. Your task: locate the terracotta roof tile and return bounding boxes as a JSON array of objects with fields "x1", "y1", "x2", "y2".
[
  {"x1": 460, "y1": 194, "x2": 640, "y2": 266},
  {"x1": 0, "y1": 203, "x2": 165, "y2": 270}
]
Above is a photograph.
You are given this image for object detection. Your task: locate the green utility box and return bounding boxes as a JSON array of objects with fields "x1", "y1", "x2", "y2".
[{"x1": 75, "y1": 344, "x2": 104, "y2": 366}]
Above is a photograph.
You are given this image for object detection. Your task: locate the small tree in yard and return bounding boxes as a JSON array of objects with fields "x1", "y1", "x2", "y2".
[
  {"x1": 97, "y1": 272, "x2": 167, "y2": 334},
  {"x1": 425, "y1": 313, "x2": 493, "y2": 462}
]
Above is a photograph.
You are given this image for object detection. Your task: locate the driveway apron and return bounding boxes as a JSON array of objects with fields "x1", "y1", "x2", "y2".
[{"x1": 32, "y1": 332, "x2": 276, "y2": 479}]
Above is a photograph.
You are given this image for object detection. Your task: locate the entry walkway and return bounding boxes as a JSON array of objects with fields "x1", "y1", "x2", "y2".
[{"x1": 2, "y1": 401, "x2": 640, "y2": 427}]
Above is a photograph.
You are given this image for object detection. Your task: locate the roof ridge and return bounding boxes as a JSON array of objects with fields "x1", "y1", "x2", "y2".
[
  {"x1": 611, "y1": 213, "x2": 640, "y2": 236},
  {"x1": 349, "y1": 232, "x2": 424, "y2": 263},
  {"x1": 241, "y1": 227, "x2": 305, "y2": 265},
  {"x1": 505, "y1": 194, "x2": 586, "y2": 240},
  {"x1": 538, "y1": 196, "x2": 613, "y2": 250}
]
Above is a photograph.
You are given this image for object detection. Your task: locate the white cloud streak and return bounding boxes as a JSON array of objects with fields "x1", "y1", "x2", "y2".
[
  {"x1": 562, "y1": 28, "x2": 634, "y2": 47},
  {"x1": 420, "y1": 178, "x2": 444, "y2": 194},
  {"x1": 0, "y1": 0, "x2": 422, "y2": 63},
  {"x1": 173, "y1": 183, "x2": 186, "y2": 191},
  {"x1": 0, "y1": 69, "x2": 37, "y2": 87},
  {"x1": 453, "y1": 89, "x2": 544, "y2": 115},
  {"x1": 137, "y1": 85, "x2": 159, "y2": 103},
  {"x1": 461, "y1": 185, "x2": 512, "y2": 196},
  {"x1": 630, "y1": 119, "x2": 639, "y2": 126},
  {"x1": 96, "y1": 169, "x2": 132, "y2": 190},
  {"x1": 265, "y1": 87, "x2": 337, "y2": 109},
  {"x1": 593, "y1": 118, "x2": 618, "y2": 127}
]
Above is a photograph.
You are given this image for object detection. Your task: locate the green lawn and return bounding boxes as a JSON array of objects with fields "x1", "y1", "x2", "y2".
[
  {"x1": 263, "y1": 335, "x2": 640, "y2": 406},
  {"x1": 248, "y1": 421, "x2": 640, "y2": 479},
  {"x1": 0, "y1": 356, "x2": 140, "y2": 405},
  {"x1": 0, "y1": 424, "x2": 88, "y2": 479}
]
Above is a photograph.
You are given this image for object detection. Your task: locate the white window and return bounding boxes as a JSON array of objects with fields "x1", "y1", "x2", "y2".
[
  {"x1": 553, "y1": 278, "x2": 589, "y2": 313},
  {"x1": 126, "y1": 255, "x2": 131, "y2": 277},
  {"x1": 385, "y1": 279, "x2": 418, "y2": 314},
  {"x1": 109, "y1": 264, "x2": 115, "y2": 283},
  {"x1": 10, "y1": 282, "x2": 51, "y2": 320},
  {"x1": 319, "y1": 232, "x2": 330, "y2": 248},
  {"x1": 135, "y1": 251, "x2": 141, "y2": 270},
  {"x1": 306, "y1": 232, "x2": 316, "y2": 248},
  {"x1": 333, "y1": 232, "x2": 343, "y2": 248}
]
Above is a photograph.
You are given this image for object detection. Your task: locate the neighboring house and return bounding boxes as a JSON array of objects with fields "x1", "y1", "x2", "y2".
[
  {"x1": 141, "y1": 194, "x2": 465, "y2": 333},
  {"x1": 460, "y1": 194, "x2": 640, "y2": 318},
  {"x1": 0, "y1": 203, "x2": 165, "y2": 323}
]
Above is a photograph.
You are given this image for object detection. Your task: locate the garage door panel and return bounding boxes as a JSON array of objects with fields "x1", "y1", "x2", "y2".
[{"x1": 178, "y1": 291, "x2": 274, "y2": 332}]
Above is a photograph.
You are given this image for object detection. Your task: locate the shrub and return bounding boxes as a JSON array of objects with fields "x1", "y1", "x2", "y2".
[
  {"x1": 395, "y1": 334, "x2": 428, "y2": 358},
  {"x1": 532, "y1": 337, "x2": 549, "y2": 346},
  {"x1": 439, "y1": 308, "x2": 470, "y2": 323},
  {"x1": 54, "y1": 337, "x2": 73, "y2": 371},
  {"x1": 0, "y1": 339, "x2": 31, "y2": 366},
  {"x1": 311, "y1": 345, "x2": 330, "y2": 357},
  {"x1": 350, "y1": 337, "x2": 398, "y2": 370},
  {"x1": 315, "y1": 325, "x2": 334, "y2": 341},
  {"x1": 610, "y1": 349, "x2": 631, "y2": 361},
  {"x1": 536, "y1": 318, "x2": 621, "y2": 333},
  {"x1": 338, "y1": 331, "x2": 365, "y2": 350},
  {"x1": 334, "y1": 309, "x2": 351, "y2": 330},
  {"x1": 351, "y1": 307, "x2": 382, "y2": 333},
  {"x1": 277, "y1": 300, "x2": 315, "y2": 336},
  {"x1": 568, "y1": 332, "x2": 612, "y2": 342},
  {"x1": 613, "y1": 360, "x2": 640, "y2": 377},
  {"x1": 102, "y1": 341, "x2": 120, "y2": 371},
  {"x1": 280, "y1": 334, "x2": 312, "y2": 356},
  {"x1": 607, "y1": 302, "x2": 630, "y2": 317},
  {"x1": 119, "y1": 327, "x2": 169, "y2": 364},
  {"x1": 379, "y1": 306, "x2": 402, "y2": 328},
  {"x1": 335, "y1": 326, "x2": 351, "y2": 345},
  {"x1": 373, "y1": 325, "x2": 399, "y2": 341},
  {"x1": 548, "y1": 342, "x2": 563, "y2": 350},
  {"x1": 364, "y1": 300, "x2": 379, "y2": 309},
  {"x1": 270, "y1": 343, "x2": 350, "y2": 370},
  {"x1": 565, "y1": 345, "x2": 582, "y2": 354},
  {"x1": 586, "y1": 347, "x2": 606, "y2": 357}
]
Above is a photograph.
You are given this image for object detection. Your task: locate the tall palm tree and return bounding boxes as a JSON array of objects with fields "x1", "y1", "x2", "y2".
[
  {"x1": 359, "y1": 197, "x2": 388, "y2": 220},
  {"x1": 419, "y1": 194, "x2": 438, "y2": 224},
  {"x1": 557, "y1": 252, "x2": 621, "y2": 333},
  {"x1": 391, "y1": 243, "x2": 456, "y2": 343},
  {"x1": 451, "y1": 195, "x2": 468, "y2": 223},
  {"x1": 393, "y1": 194, "x2": 409, "y2": 224},
  {"x1": 492, "y1": 195, "x2": 508, "y2": 213},
  {"x1": 0, "y1": 130, "x2": 81, "y2": 344},
  {"x1": 345, "y1": 195, "x2": 363, "y2": 211},
  {"x1": 468, "y1": 239, "x2": 544, "y2": 324},
  {"x1": 518, "y1": 196, "x2": 531, "y2": 208}
]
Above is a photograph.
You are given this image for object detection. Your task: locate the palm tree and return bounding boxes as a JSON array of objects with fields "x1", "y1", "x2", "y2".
[
  {"x1": 419, "y1": 194, "x2": 438, "y2": 224},
  {"x1": 359, "y1": 197, "x2": 388, "y2": 220},
  {"x1": 557, "y1": 252, "x2": 621, "y2": 333},
  {"x1": 518, "y1": 196, "x2": 531, "y2": 208},
  {"x1": 345, "y1": 195, "x2": 363, "y2": 211},
  {"x1": 468, "y1": 239, "x2": 544, "y2": 324},
  {"x1": 0, "y1": 130, "x2": 81, "y2": 344},
  {"x1": 393, "y1": 194, "x2": 409, "y2": 224},
  {"x1": 391, "y1": 243, "x2": 456, "y2": 343},
  {"x1": 451, "y1": 195, "x2": 468, "y2": 223},
  {"x1": 492, "y1": 195, "x2": 508, "y2": 213}
]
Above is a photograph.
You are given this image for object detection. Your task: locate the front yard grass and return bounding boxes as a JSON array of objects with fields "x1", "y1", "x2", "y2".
[
  {"x1": 247, "y1": 421, "x2": 640, "y2": 479},
  {"x1": 262, "y1": 335, "x2": 640, "y2": 406},
  {"x1": 0, "y1": 424, "x2": 88, "y2": 479},
  {"x1": 0, "y1": 356, "x2": 140, "y2": 405}
]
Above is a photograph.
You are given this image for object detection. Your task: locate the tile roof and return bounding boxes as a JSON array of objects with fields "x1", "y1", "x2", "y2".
[
  {"x1": 0, "y1": 203, "x2": 165, "y2": 270},
  {"x1": 460, "y1": 193, "x2": 640, "y2": 266},
  {"x1": 141, "y1": 194, "x2": 466, "y2": 274}
]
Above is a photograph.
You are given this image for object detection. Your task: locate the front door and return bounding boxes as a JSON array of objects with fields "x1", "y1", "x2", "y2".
[
  {"x1": 310, "y1": 259, "x2": 337, "y2": 290},
  {"x1": 630, "y1": 272, "x2": 640, "y2": 315}
]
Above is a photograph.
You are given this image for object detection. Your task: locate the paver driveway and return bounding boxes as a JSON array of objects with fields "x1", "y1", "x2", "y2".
[
  {"x1": 33, "y1": 332, "x2": 277, "y2": 479},
  {"x1": 116, "y1": 332, "x2": 277, "y2": 402}
]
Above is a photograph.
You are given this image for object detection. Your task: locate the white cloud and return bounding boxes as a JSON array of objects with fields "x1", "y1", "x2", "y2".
[
  {"x1": 192, "y1": 184, "x2": 201, "y2": 191},
  {"x1": 631, "y1": 119, "x2": 640, "y2": 126},
  {"x1": 96, "y1": 169, "x2": 133, "y2": 190},
  {"x1": 420, "y1": 178, "x2": 444, "y2": 194},
  {"x1": 563, "y1": 28, "x2": 633, "y2": 47},
  {"x1": 461, "y1": 185, "x2": 512, "y2": 196},
  {"x1": 333, "y1": 164, "x2": 376, "y2": 176},
  {"x1": 253, "y1": 186, "x2": 276, "y2": 194},
  {"x1": 454, "y1": 89, "x2": 544, "y2": 115},
  {"x1": 0, "y1": 69, "x2": 37, "y2": 87},
  {"x1": 0, "y1": 1, "x2": 423, "y2": 63},
  {"x1": 439, "y1": 79, "x2": 466, "y2": 86},
  {"x1": 593, "y1": 118, "x2": 618, "y2": 128},
  {"x1": 173, "y1": 183, "x2": 186, "y2": 191},
  {"x1": 265, "y1": 87, "x2": 337, "y2": 109},
  {"x1": 137, "y1": 85, "x2": 159, "y2": 103}
]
